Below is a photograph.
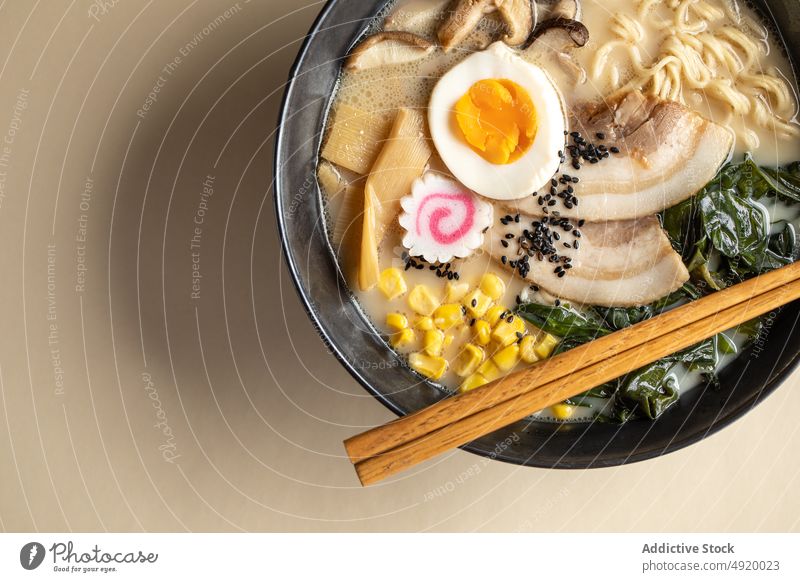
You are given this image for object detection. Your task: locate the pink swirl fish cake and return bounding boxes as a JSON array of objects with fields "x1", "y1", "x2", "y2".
[{"x1": 399, "y1": 172, "x2": 493, "y2": 263}]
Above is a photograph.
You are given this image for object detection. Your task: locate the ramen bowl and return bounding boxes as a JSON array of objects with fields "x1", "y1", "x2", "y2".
[{"x1": 274, "y1": 0, "x2": 800, "y2": 468}]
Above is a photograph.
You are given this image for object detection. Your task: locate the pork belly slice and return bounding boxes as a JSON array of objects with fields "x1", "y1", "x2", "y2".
[
  {"x1": 485, "y1": 213, "x2": 689, "y2": 307},
  {"x1": 507, "y1": 91, "x2": 734, "y2": 221}
]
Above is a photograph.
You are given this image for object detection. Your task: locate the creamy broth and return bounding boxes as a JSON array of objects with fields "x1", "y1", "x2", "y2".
[{"x1": 319, "y1": 0, "x2": 800, "y2": 422}]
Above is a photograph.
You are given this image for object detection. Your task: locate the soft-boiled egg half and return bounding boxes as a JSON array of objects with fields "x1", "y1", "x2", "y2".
[{"x1": 428, "y1": 42, "x2": 566, "y2": 201}]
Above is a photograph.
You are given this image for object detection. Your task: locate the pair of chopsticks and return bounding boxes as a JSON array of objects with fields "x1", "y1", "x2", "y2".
[{"x1": 344, "y1": 261, "x2": 800, "y2": 486}]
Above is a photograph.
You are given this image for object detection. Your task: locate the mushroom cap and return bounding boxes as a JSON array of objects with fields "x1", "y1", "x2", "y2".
[{"x1": 438, "y1": 0, "x2": 534, "y2": 52}]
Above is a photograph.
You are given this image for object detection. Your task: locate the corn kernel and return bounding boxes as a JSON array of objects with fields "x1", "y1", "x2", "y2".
[
  {"x1": 462, "y1": 289, "x2": 492, "y2": 318},
  {"x1": 484, "y1": 305, "x2": 506, "y2": 326},
  {"x1": 443, "y1": 334, "x2": 454, "y2": 349},
  {"x1": 477, "y1": 358, "x2": 501, "y2": 382},
  {"x1": 408, "y1": 352, "x2": 447, "y2": 380},
  {"x1": 408, "y1": 285, "x2": 440, "y2": 316},
  {"x1": 433, "y1": 303, "x2": 464, "y2": 330},
  {"x1": 423, "y1": 329, "x2": 445, "y2": 357},
  {"x1": 519, "y1": 335, "x2": 539, "y2": 364},
  {"x1": 390, "y1": 328, "x2": 415, "y2": 349},
  {"x1": 414, "y1": 316, "x2": 434, "y2": 331},
  {"x1": 378, "y1": 268, "x2": 407, "y2": 300},
  {"x1": 458, "y1": 373, "x2": 489, "y2": 393},
  {"x1": 491, "y1": 314, "x2": 526, "y2": 346},
  {"x1": 386, "y1": 312, "x2": 408, "y2": 331},
  {"x1": 551, "y1": 403, "x2": 574, "y2": 420},
  {"x1": 479, "y1": 273, "x2": 506, "y2": 301},
  {"x1": 492, "y1": 343, "x2": 520, "y2": 372},
  {"x1": 474, "y1": 319, "x2": 491, "y2": 345},
  {"x1": 534, "y1": 333, "x2": 559, "y2": 360},
  {"x1": 444, "y1": 281, "x2": 470, "y2": 303},
  {"x1": 453, "y1": 344, "x2": 484, "y2": 377}
]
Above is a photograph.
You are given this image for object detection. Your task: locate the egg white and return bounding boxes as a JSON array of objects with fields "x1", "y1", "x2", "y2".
[{"x1": 428, "y1": 42, "x2": 567, "y2": 201}]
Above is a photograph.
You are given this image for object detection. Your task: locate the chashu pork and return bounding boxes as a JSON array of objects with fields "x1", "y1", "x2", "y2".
[
  {"x1": 508, "y1": 91, "x2": 734, "y2": 221},
  {"x1": 485, "y1": 211, "x2": 689, "y2": 306}
]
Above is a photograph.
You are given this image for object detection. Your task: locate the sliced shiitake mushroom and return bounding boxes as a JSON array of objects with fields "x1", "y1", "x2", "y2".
[
  {"x1": 345, "y1": 31, "x2": 435, "y2": 71},
  {"x1": 438, "y1": 0, "x2": 534, "y2": 52},
  {"x1": 526, "y1": 0, "x2": 588, "y2": 49}
]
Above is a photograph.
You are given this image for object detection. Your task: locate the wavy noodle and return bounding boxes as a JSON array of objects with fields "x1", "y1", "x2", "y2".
[{"x1": 591, "y1": 0, "x2": 800, "y2": 148}]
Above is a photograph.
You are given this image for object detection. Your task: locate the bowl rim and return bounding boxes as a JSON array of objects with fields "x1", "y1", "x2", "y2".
[{"x1": 274, "y1": 0, "x2": 800, "y2": 470}]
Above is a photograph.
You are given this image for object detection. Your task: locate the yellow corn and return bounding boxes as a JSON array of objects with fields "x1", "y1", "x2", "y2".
[
  {"x1": 462, "y1": 289, "x2": 492, "y2": 318},
  {"x1": 477, "y1": 358, "x2": 501, "y2": 382},
  {"x1": 519, "y1": 335, "x2": 539, "y2": 364},
  {"x1": 378, "y1": 268, "x2": 407, "y2": 300},
  {"x1": 534, "y1": 333, "x2": 559, "y2": 359},
  {"x1": 453, "y1": 343, "x2": 484, "y2": 377},
  {"x1": 492, "y1": 343, "x2": 520, "y2": 372},
  {"x1": 484, "y1": 305, "x2": 507, "y2": 326},
  {"x1": 408, "y1": 284, "x2": 440, "y2": 316},
  {"x1": 491, "y1": 314, "x2": 526, "y2": 347},
  {"x1": 444, "y1": 281, "x2": 470, "y2": 303},
  {"x1": 479, "y1": 273, "x2": 506, "y2": 301},
  {"x1": 423, "y1": 329, "x2": 445, "y2": 357},
  {"x1": 414, "y1": 316, "x2": 434, "y2": 331},
  {"x1": 458, "y1": 373, "x2": 489, "y2": 393},
  {"x1": 386, "y1": 312, "x2": 409, "y2": 331},
  {"x1": 473, "y1": 319, "x2": 491, "y2": 345},
  {"x1": 408, "y1": 352, "x2": 448, "y2": 380},
  {"x1": 390, "y1": 328, "x2": 415, "y2": 349},
  {"x1": 551, "y1": 403, "x2": 574, "y2": 420},
  {"x1": 433, "y1": 303, "x2": 464, "y2": 330}
]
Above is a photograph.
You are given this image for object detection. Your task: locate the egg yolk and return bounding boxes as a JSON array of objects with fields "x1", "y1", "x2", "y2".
[{"x1": 454, "y1": 79, "x2": 537, "y2": 165}]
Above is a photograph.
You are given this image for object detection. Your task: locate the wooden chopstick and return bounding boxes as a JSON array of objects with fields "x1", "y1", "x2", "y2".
[
  {"x1": 345, "y1": 260, "x2": 800, "y2": 464},
  {"x1": 346, "y1": 261, "x2": 800, "y2": 485}
]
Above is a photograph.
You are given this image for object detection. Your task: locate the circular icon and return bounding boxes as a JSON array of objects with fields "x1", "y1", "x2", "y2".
[{"x1": 19, "y1": 542, "x2": 45, "y2": 570}]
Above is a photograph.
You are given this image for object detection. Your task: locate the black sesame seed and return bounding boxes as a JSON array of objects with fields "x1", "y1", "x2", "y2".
[
  {"x1": 558, "y1": 270, "x2": 566, "y2": 278},
  {"x1": 554, "y1": 299, "x2": 561, "y2": 307},
  {"x1": 501, "y1": 255, "x2": 507, "y2": 264},
  {"x1": 514, "y1": 214, "x2": 520, "y2": 223},
  {"x1": 506, "y1": 315, "x2": 514, "y2": 323},
  {"x1": 471, "y1": 299, "x2": 477, "y2": 308},
  {"x1": 470, "y1": 318, "x2": 476, "y2": 326},
  {"x1": 596, "y1": 132, "x2": 605, "y2": 140},
  {"x1": 416, "y1": 263, "x2": 424, "y2": 270},
  {"x1": 505, "y1": 233, "x2": 515, "y2": 239},
  {"x1": 501, "y1": 240, "x2": 509, "y2": 248},
  {"x1": 610, "y1": 146, "x2": 620, "y2": 153},
  {"x1": 578, "y1": 219, "x2": 585, "y2": 227},
  {"x1": 447, "y1": 272, "x2": 454, "y2": 280},
  {"x1": 574, "y1": 241, "x2": 580, "y2": 250}
]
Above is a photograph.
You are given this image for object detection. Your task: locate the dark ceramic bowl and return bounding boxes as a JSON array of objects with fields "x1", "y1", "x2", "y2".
[{"x1": 275, "y1": 0, "x2": 800, "y2": 468}]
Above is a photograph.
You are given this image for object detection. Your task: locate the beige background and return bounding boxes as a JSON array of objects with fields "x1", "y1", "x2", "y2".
[{"x1": 0, "y1": 0, "x2": 797, "y2": 532}]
